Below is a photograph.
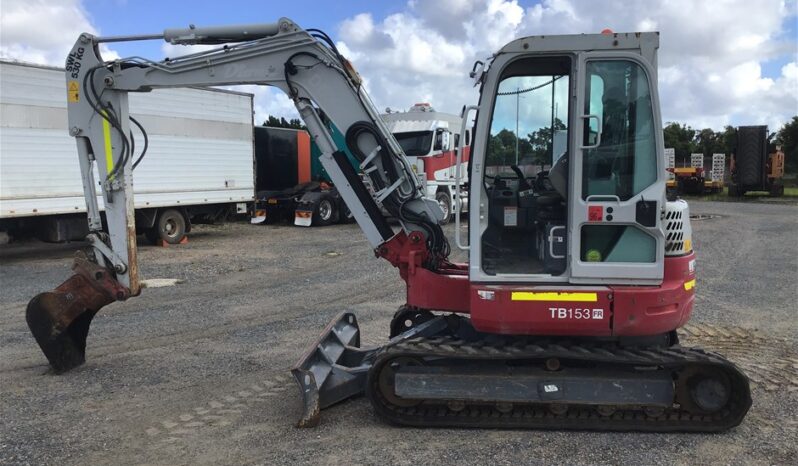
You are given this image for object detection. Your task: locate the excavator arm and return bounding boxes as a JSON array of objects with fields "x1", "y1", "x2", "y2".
[{"x1": 27, "y1": 18, "x2": 448, "y2": 373}]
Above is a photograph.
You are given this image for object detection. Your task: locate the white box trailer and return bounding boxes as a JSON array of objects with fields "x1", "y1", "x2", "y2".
[{"x1": 0, "y1": 60, "x2": 254, "y2": 243}]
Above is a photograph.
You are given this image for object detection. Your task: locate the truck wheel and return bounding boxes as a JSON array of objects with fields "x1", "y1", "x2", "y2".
[
  {"x1": 435, "y1": 192, "x2": 452, "y2": 225},
  {"x1": 313, "y1": 196, "x2": 336, "y2": 226},
  {"x1": 149, "y1": 208, "x2": 187, "y2": 244},
  {"x1": 666, "y1": 186, "x2": 678, "y2": 201},
  {"x1": 770, "y1": 183, "x2": 784, "y2": 197},
  {"x1": 337, "y1": 203, "x2": 353, "y2": 224}
]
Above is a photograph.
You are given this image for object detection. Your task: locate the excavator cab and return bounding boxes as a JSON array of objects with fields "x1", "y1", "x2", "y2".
[
  {"x1": 472, "y1": 35, "x2": 664, "y2": 284},
  {"x1": 458, "y1": 33, "x2": 671, "y2": 337}
]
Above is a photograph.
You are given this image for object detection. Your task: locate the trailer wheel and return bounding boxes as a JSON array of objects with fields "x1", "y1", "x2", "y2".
[
  {"x1": 435, "y1": 191, "x2": 452, "y2": 225},
  {"x1": 728, "y1": 183, "x2": 744, "y2": 197},
  {"x1": 148, "y1": 208, "x2": 187, "y2": 244},
  {"x1": 313, "y1": 196, "x2": 336, "y2": 226},
  {"x1": 337, "y1": 202, "x2": 353, "y2": 224},
  {"x1": 666, "y1": 186, "x2": 678, "y2": 201}
]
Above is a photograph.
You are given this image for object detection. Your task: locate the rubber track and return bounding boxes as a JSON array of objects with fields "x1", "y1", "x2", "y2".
[{"x1": 366, "y1": 336, "x2": 752, "y2": 432}]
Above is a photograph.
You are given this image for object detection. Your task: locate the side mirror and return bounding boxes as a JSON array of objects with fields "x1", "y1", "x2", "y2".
[{"x1": 434, "y1": 129, "x2": 451, "y2": 152}]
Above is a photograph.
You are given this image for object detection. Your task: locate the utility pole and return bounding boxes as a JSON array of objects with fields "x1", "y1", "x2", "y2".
[
  {"x1": 515, "y1": 86, "x2": 520, "y2": 166},
  {"x1": 550, "y1": 75, "x2": 555, "y2": 165}
]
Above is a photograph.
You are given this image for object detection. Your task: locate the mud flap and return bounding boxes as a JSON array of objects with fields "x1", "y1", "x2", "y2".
[
  {"x1": 291, "y1": 311, "x2": 450, "y2": 427},
  {"x1": 26, "y1": 252, "x2": 130, "y2": 373}
]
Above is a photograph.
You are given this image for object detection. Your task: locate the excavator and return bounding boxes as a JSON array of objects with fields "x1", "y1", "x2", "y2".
[{"x1": 26, "y1": 18, "x2": 751, "y2": 432}]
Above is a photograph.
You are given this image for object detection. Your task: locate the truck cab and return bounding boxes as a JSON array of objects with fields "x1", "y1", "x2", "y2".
[{"x1": 382, "y1": 103, "x2": 470, "y2": 223}]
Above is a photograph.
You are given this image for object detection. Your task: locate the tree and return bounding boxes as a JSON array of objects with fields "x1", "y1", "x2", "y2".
[
  {"x1": 486, "y1": 129, "x2": 518, "y2": 166},
  {"x1": 718, "y1": 125, "x2": 736, "y2": 155},
  {"x1": 263, "y1": 115, "x2": 306, "y2": 130},
  {"x1": 663, "y1": 122, "x2": 697, "y2": 165},
  {"x1": 527, "y1": 118, "x2": 566, "y2": 165},
  {"x1": 776, "y1": 116, "x2": 798, "y2": 175},
  {"x1": 695, "y1": 128, "x2": 723, "y2": 156}
]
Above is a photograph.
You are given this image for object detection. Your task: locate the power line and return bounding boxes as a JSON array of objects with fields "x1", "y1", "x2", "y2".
[{"x1": 497, "y1": 75, "x2": 565, "y2": 96}]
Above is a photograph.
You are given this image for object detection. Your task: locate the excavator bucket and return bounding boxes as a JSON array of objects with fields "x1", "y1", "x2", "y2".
[
  {"x1": 26, "y1": 253, "x2": 129, "y2": 373},
  {"x1": 291, "y1": 311, "x2": 449, "y2": 427}
]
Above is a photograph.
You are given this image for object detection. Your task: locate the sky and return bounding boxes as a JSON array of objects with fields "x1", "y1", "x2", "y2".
[{"x1": 1, "y1": 0, "x2": 796, "y2": 131}]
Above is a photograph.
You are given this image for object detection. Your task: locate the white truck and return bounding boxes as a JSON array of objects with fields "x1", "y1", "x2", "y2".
[
  {"x1": 0, "y1": 60, "x2": 254, "y2": 244},
  {"x1": 381, "y1": 103, "x2": 469, "y2": 224}
]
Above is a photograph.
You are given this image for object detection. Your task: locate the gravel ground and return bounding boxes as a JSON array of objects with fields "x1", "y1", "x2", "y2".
[{"x1": 1, "y1": 200, "x2": 796, "y2": 466}]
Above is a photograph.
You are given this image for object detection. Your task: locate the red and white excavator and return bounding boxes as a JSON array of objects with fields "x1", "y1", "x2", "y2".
[{"x1": 26, "y1": 18, "x2": 750, "y2": 431}]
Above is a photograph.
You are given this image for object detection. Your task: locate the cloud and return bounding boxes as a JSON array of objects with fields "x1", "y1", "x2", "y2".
[
  {"x1": 0, "y1": 0, "x2": 294, "y2": 125},
  {"x1": 2, "y1": 0, "x2": 794, "y2": 130},
  {"x1": 336, "y1": 0, "x2": 797, "y2": 130},
  {"x1": 0, "y1": 0, "x2": 118, "y2": 66},
  {"x1": 235, "y1": 85, "x2": 298, "y2": 125},
  {"x1": 159, "y1": 42, "x2": 300, "y2": 123}
]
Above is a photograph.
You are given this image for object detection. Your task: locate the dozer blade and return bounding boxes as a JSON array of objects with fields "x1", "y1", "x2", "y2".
[
  {"x1": 291, "y1": 311, "x2": 449, "y2": 427},
  {"x1": 26, "y1": 253, "x2": 130, "y2": 373}
]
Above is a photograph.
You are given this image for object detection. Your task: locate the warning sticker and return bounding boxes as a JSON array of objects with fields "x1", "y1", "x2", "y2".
[
  {"x1": 503, "y1": 206, "x2": 518, "y2": 226},
  {"x1": 67, "y1": 81, "x2": 79, "y2": 103},
  {"x1": 588, "y1": 205, "x2": 603, "y2": 221}
]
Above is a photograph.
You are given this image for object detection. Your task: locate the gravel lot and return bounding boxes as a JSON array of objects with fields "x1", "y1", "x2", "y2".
[{"x1": 1, "y1": 200, "x2": 796, "y2": 465}]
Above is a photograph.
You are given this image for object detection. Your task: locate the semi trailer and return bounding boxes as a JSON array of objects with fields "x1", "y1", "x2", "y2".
[
  {"x1": 252, "y1": 124, "x2": 356, "y2": 226},
  {"x1": 0, "y1": 60, "x2": 254, "y2": 244},
  {"x1": 665, "y1": 152, "x2": 725, "y2": 195},
  {"x1": 254, "y1": 105, "x2": 468, "y2": 226}
]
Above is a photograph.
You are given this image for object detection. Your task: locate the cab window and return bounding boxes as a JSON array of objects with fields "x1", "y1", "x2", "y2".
[
  {"x1": 480, "y1": 56, "x2": 571, "y2": 276},
  {"x1": 582, "y1": 60, "x2": 657, "y2": 200}
]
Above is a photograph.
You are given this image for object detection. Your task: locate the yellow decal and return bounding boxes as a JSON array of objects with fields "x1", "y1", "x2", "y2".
[
  {"x1": 101, "y1": 111, "x2": 114, "y2": 174},
  {"x1": 684, "y1": 279, "x2": 696, "y2": 291},
  {"x1": 683, "y1": 239, "x2": 692, "y2": 252},
  {"x1": 511, "y1": 291, "x2": 598, "y2": 302},
  {"x1": 67, "y1": 81, "x2": 79, "y2": 102}
]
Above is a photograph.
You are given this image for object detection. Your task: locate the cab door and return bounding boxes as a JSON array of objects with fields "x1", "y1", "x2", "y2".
[{"x1": 569, "y1": 52, "x2": 665, "y2": 285}]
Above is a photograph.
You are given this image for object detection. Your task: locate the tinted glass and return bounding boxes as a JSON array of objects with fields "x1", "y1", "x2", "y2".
[
  {"x1": 582, "y1": 60, "x2": 657, "y2": 200},
  {"x1": 394, "y1": 131, "x2": 433, "y2": 156}
]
